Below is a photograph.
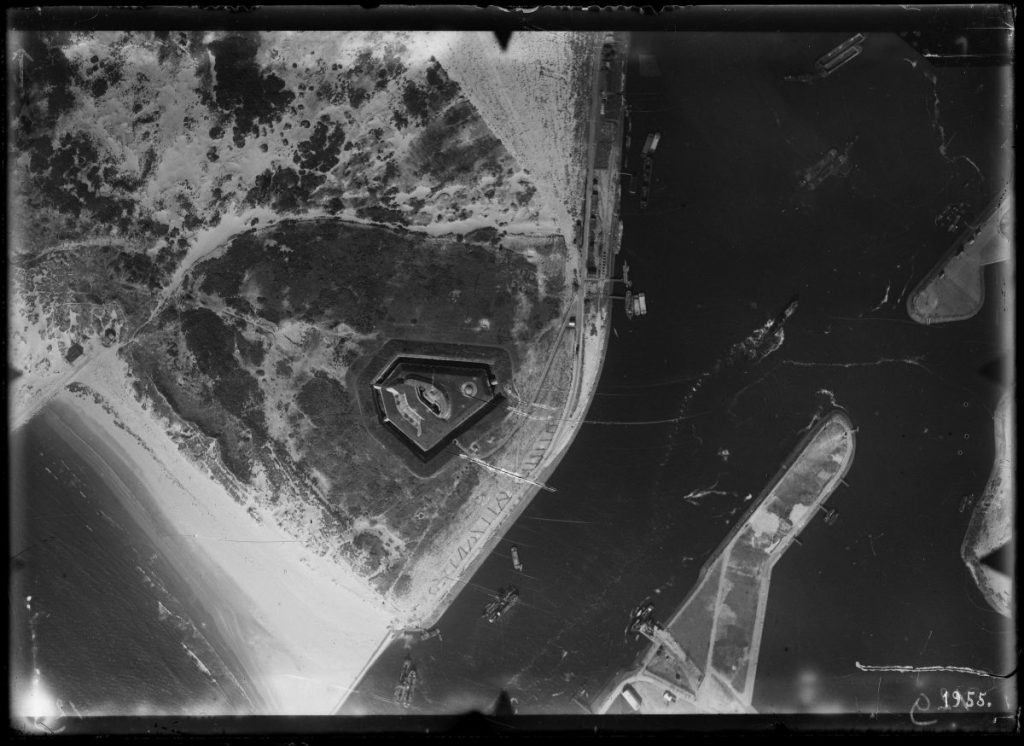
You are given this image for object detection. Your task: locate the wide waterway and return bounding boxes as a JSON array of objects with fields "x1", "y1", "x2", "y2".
[
  {"x1": 10, "y1": 29, "x2": 1012, "y2": 722},
  {"x1": 341, "y1": 31, "x2": 1013, "y2": 717}
]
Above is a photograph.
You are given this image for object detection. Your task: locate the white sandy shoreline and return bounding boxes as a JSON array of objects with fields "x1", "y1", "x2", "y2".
[{"x1": 40, "y1": 352, "x2": 393, "y2": 715}]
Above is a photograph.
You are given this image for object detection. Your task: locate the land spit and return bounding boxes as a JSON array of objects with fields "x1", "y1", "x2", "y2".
[
  {"x1": 592, "y1": 409, "x2": 856, "y2": 714},
  {"x1": 908, "y1": 184, "x2": 1013, "y2": 325}
]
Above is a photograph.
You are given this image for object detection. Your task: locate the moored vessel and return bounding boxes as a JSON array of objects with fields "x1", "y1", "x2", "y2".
[
  {"x1": 394, "y1": 656, "x2": 417, "y2": 708},
  {"x1": 511, "y1": 546, "x2": 523, "y2": 572},
  {"x1": 483, "y1": 585, "x2": 520, "y2": 623}
]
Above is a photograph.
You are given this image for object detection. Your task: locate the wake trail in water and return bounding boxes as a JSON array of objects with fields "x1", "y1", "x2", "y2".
[
  {"x1": 922, "y1": 68, "x2": 985, "y2": 182},
  {"x1": 652, "y1": 307, "x2": 794, "y2": 494}
]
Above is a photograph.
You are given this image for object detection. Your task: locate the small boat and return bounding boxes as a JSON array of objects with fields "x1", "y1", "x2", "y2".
[
  {"x1": 483, "y1": 586, "x2": 519, "y2": 623},
  {"x1": 511, "y1": 546, "x2": 523, "y2": 572},
  {"x1": 394, "y1": 656, "x2": 417, "y2": 708},
  {"x1": 419, "y1": 627, "x2": 442, "y2": 642},
  {"x1": 782, "y1": 295, "x2": 799, "y2": 321}
]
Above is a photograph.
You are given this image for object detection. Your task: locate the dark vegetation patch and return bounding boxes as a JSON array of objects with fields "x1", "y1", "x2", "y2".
[
  {"x1": 442, "y1": 100, "x2": 475, "y2": 128},
  {"x1": 349, "y1": 531, "x2": 388, "y2": 574},
  {"x1": 347, "y1": 85, "x2": 368, "y2": 109},
  {"x1": 292, "y1": 119, "x2": 346, "y2": 172},
  {"x1": 154, "y1": 240, "x2": 189, "y2": 278},
  {"x1": 409, "y1": 121, "x2": 504, "y2": 181},
  {"x1": 198, "y1": 219, "x2": 545, "y2": 344},
  {"x1": 393, "y1": 574, "x2": 412, "y2": 598},
  {"x1": 130, "y1": 326, "x2": 262, "y2": 483},
  {"x1": 32, "y1": 132, "x2": 137, "y2": 224},
  {"x1": 213, "y1": 366, "x2": 266, "y2": 435},
  {"x1": 464, "y1": 226, "x2": 500, "y2": 245},
  {"x1": 245, "y1": 166, "x2": 326, "y2": 212},
  {"x1": 382, "y1": 160, "x2": 400, "y2": 183},
  {"x1": 181, "y1": 307, "x2": 236, "y2": 377},
  {"x1": 297, "y1": 371, "x2": 351, "y2": 429},
  {"x1": 355, "y1": 205, "x2": 406, "y2": 224},
  {"x1": 111, "y1": 250, "x2": 163, "y2": 291},
  {"x1": 169, "y1": 307, "x2": 267, "y2": 468},
  {"x1": 12, "y1": 31, "x2": 79, "y2": 142},
  {"x1": 236, "y1": 330, "x2": 266, "y2": 367},
  {"x1": 400, "y1": 59, "x2": 462, "y2": 127},
  {"x1": 526, "y1": 294, "x2": 563, "y2": 340},
  {"x1": 207, "y1": 34, "x2": 295, "y2": 138},
  {"x1": 516, "y1": 182, "x2": 537, "y2": 207},
  {"x1": 148, "y1": 221, "x2": 561, "y2": 549}
]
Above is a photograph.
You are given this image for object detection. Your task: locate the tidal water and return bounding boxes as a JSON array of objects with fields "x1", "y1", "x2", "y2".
[
  {"x1": 10, "y1": 30, "x2": 1012, "y2": 723},
  {"x1": 341, "y1": 32, "x2": 1013, "y2": 717},
  {"x1": 9, "y1": 408, "x2": 253, "y2": 718}
]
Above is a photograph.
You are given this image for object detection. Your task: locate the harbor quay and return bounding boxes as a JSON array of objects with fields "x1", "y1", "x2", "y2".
[{"x1": 592, "y1": 409, "x2": 856, "y2": 714}]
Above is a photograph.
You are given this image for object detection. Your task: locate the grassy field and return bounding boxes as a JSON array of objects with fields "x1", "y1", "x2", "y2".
[{"x1": 128, "y1": 217, "x2": 567, "y2": 589}]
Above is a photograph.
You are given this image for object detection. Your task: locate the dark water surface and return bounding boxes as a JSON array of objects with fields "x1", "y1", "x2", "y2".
[
  {"x1": 341, "y1": 32, "x2": 1013, "y2": 717},
  {"x1": 10, "y1": 409, "x2": 253, "y2": 716},
  {"x1": 10, "y1": 30, "x2": 1011, "y2": 722}
]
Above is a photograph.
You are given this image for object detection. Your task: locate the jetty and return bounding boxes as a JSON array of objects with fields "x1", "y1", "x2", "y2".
[{"x1": 592, "y1": 409, "x2": 856, "y2": 714}]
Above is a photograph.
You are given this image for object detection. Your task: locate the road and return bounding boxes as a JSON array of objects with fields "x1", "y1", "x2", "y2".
[{"x1": 529, "y1": 33, "x2": 610, "y2": 474}]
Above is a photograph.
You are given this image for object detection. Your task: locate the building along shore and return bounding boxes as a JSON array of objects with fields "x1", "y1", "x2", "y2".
[{"x1": 592, "y1": 409, "x2": 856, "y2": 715}]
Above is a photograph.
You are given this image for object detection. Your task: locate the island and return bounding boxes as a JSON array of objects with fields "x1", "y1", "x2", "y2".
[
  {"x1": 591, "y1": 409, "x2": 856, "y2": 714},
  {"x1": 9, "y1": 30, "x2": 627, "y2": 715}
]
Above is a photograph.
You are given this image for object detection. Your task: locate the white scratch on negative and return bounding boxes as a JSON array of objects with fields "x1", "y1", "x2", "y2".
[{"x1": 856, "y1": 662, "x2": 1012, "y2": 678}]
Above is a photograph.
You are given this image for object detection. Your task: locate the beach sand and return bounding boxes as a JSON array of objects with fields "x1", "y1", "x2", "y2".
[
  {"x1": 43, "y1": 349, "x2": 392, "y2": 715},
  {"x1": 960, "y1": 389, "x2": 1014, "y2": 618}
]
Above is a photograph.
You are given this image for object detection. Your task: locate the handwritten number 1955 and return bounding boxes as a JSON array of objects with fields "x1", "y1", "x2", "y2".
[{"x1": 939, "y1": 688, "x2": 988, "y2": 709}]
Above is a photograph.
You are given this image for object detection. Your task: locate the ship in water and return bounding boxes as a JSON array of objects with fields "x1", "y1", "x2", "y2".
[
  {"x1": 936, "y1": 202, "x2": 971, "y2": 234},
  {"x1": 483, "y1": 585, "x2": 519, "y2": 623},
  {"x1": 393, "y1": 656, "x2": 417, "y2": 708},
  {"x1": 641, "y1": 131, "x2": 662, "y2": 156},
  {"x1": 624, "y1": 290, "x2": 648, "y2": 320},
  {"x1": 798, "y1": 138, "x2": 857, "y2": 191},
  {"x1": 511, "y1": 546, "x2": 523, "y2": 572},
  {"x1": 734, "y1": 295, "x2": 799, "y2": 363},
  {"x1": 626, "y1": 598, "x2": 662, "y2": 639},
  {"x1": 815, "y1": 33, "x2": 866, "y2": 77},
  {"x1": 785, "y1": 33, "x2": 866, "y2": 83},
  {"x1": 639, "y1": 155, "x2": 653, "y2": 209},
  {"x1": 418, "y1": 627, "x2": 442, "y2": 643},
  {"x1": 781, "y1": 294, "x2": 799, "y2": 322}
]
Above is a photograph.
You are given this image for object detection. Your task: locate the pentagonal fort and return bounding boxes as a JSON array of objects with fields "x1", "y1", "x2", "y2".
[{"x1": 371, "y1": 357, "x2": 501, "y2": 461}]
